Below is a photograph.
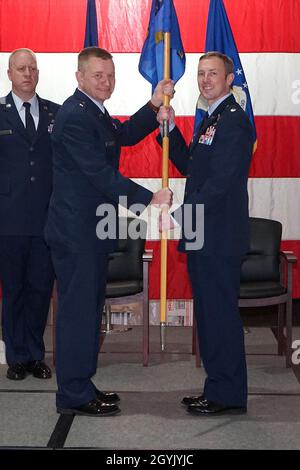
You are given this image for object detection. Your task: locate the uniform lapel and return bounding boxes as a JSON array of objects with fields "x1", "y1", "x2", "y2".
[
  {"x1": 3, "y1": 92, "x2": 29, "y2": 142},
  {"x1": 36, "y1": 96, "x2": 55, "y2": 141},
  {"x1": 189, "y1": 94, "x2": 236, "y2": 153},
  {"x1": 73, "y1": 89, "x2": 117, "y2": 134},
  {"x1": 103, "y1": 107, "x2": 117, "y2": 132}
]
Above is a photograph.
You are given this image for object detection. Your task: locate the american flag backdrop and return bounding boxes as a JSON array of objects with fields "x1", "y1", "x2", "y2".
[{"x1": 0, "y1": 0, "x2": 299, "y2": 302}]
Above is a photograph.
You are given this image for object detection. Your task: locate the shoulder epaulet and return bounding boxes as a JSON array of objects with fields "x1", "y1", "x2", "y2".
[
  {"x1": 38, "y1": 96, "x2": 49, "y2": 110},
  {"x1": 225, "y1": 103, "x2": 238, "y2": 113}
]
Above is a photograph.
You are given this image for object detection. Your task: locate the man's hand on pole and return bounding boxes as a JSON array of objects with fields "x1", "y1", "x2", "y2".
[
  {"x1": 150, "y1": 79, "x2": 175, "y2": 107},
  {"x1": 158, "y1": 211, "x2": 178, "y2": 233},
  {"x1": 150, "y1": 188, "x2": 173, "y2": 208},
  {"x1": 157, "y1": 105, "x2": 175, "y2": 127}
]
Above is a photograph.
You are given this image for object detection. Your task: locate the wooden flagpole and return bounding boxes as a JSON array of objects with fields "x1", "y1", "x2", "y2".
[{"x1": 160, "y1": 31, "x2": 171, "y2": 351}]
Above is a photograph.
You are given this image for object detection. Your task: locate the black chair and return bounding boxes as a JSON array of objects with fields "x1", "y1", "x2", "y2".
[
  {"x1": 52, "y1": 217, "x2": 153, "y2": 366},
  {"x1": 193, "y1": 217, "x2": 297, "y2": 367},
  {"x1": 103, "y1": 217, "x2": 152, "y2": 366}
]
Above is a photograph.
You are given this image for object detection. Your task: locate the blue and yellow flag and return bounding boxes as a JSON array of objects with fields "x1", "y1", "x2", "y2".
[
  {"x1": 139, "y1": 0, "x2": 185, "y2": 91},
  {"x1": 84, "y1": 0, "x2": 98, "y2": 47},
  {"x1": 195, "y1": 0, "x2": 257, "y2": 149}
]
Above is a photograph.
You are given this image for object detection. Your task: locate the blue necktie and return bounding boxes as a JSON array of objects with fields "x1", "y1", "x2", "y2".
[
  {"x1": 23, "y1": 102, "x2": 36, "y2": 142},
  {"x1": 202, "y1": 111, "x2": 210, "y2": 126}
]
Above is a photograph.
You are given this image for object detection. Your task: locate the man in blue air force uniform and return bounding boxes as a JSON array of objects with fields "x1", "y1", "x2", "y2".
[
  {"x1": 45, "y1": 47, "x2": 173, "y2": 417},
  {"x1": 158, "y1": 52, "x2": 254, "y2": 415},
  {"x1": 0, "y1": 48, "x2": 59, "y2": 380}
]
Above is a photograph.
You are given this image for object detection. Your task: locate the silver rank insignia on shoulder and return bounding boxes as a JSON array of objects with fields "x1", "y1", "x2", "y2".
[
  {"x1": 6, "y1": 104, "x2": 11, "y2": 108},
  {"x1": 79, "y1": 103, "x2": 84, "y2": 107},
  {"x1": 230, "y1": 107, "x2": 237, "y2": 112}
]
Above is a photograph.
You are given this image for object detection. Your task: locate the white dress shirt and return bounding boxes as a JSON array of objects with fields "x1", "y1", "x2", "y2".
[{"x1": 12, "y1": 92, "x2": 39, "y2": 130}]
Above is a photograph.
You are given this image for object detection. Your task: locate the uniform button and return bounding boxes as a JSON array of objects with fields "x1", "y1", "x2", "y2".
[
  {"x1": 30, "y1": 176, "x2": 36, "y2": 182},
  {"x1": 30, "y1": 161, "x2": 35, "y2": 166},
  {"x1": 29, "y1": 147, "x2": 34, "y2": 152}
]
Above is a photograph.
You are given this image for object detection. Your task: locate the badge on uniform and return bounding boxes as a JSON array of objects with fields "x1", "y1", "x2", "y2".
[
  {"x1": 199, "y1": 125, "x2": 216, "y2": 145},
  {"x1": 48, "y1": 120, "x2": 55, "y2": 134},
  {"x1": 0, "y1": 129, "x2": 13, "y2": 136}
]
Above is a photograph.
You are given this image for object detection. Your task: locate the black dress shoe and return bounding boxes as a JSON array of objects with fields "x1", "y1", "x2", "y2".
[
  {"x1": 26, "y1": 360, "x2": 52, "y2": 379},
  {"x1": 57, "y1": 399, "x2": 121, "y2": 417},
  {"x1": 187, "y1": 399, "x2": 247, "y2": 416},
  {"x1": 7, "y1": 363, "x2": 27, "y2": 380},
  {"x1": 181, "y1": 394, "x2": 205, "y2": 406},
  {"x1": 96, "y1": 390, "x2": 120, "y2": 404}
]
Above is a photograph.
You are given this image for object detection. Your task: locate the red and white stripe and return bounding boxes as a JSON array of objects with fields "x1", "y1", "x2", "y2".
[{"x1": 1, "y1": 0, "x2": 299, "y2": 298}]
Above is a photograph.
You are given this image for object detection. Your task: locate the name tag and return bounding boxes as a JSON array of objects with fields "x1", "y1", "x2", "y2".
[
  {"x1": 0, "y1": 129, "x2": 13, "y2": 136},
  {"x1": 105, "y1": 140, "x2": 116, "y2": 148}
]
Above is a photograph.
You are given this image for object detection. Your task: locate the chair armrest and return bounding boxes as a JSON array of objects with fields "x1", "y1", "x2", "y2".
[
  {"x1": 280, "y1": 251, "x2": 298, "y2": 264},
  {"x1": 143, "y1": 249, "x2": 153, "y2": 263},
  {"x1": 279, "y1": 251, "x2": 297, "y2": 294}
]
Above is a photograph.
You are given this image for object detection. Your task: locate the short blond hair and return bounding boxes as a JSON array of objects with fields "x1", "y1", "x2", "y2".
[
  {"x1": 78, "y1": 47, "x2": 113, "y2": 72},
  {"x1": 8, "y1": 48, "x2": 37, "y2": 69}
]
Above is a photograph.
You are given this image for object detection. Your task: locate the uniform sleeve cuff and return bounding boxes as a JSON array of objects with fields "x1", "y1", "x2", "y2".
[{"x1": 147, "y1": 100, "x2": 160, "y2": 113}]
